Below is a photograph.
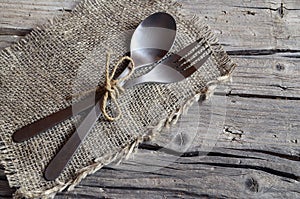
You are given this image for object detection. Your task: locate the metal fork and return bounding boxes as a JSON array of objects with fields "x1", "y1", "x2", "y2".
[
  {"x1": 122, "y1": 38, "x2": 211, "y2": 88},
  {"x1": 44, "y1": 38, "x2": 212, "y2": 181}
]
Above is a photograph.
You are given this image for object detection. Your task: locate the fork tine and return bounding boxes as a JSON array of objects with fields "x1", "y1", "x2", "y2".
[
  {"x1": 178, "y1": 40, "x2": 207, "y2": 63},
  {"x1": 173, "y1": 38, "x2": 203, "y2": 62},
  {"x1": 176, "y1": 44, "x2": 203, "y2": 67},
  {"x1": 181, "y1": 52, "x2": 212, "y2": 77},
  {"x1": 194, "y1": 51, "x2": 212, "y2": 69},
  {"x1": 179, "y1": 45, "x2": 209, "y2": 70},
  {"x1": 173, "y1": 38, "x2": 205, "y2": 66}
]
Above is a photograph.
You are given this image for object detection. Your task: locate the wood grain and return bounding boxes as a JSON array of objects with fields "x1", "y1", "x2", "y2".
[{"x1": 0, "y1": 0, "x2": 299, "y2": 198}]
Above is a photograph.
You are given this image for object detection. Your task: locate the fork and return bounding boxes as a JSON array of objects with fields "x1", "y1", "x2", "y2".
[
  {"x1": 122, "y1": 38, "x2": 211, "y2": 88},
  {"x1": 44, "y1": 38, "x2": 212, "y2": 181}
]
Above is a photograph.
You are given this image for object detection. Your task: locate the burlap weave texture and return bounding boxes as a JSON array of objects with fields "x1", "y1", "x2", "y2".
[{"x1": 0, "y1": 0, "x2": 236, "y2": 198}]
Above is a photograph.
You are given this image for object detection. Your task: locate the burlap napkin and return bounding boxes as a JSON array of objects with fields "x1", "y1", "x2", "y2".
[{"x1": 0, "y1": 0, "x2": 236, "y2": 198}]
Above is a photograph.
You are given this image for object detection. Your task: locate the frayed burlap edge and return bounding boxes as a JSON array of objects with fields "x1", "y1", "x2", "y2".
[
  {"x1": 0, "y1": 0, "x2": 237, "y2": 198},
  {"x1": 10, "y1": 71, "x2": 235, "y2": 199}
]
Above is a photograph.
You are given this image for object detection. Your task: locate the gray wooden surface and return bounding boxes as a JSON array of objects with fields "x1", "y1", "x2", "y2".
[{"x1": 1, "y1": 0, "x2": 300, "y2": 198}]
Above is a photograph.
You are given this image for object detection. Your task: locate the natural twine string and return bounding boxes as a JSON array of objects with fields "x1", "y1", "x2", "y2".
[
  {"x1": 68, "y1": 52, "x2": 135, "y2": 121},
  {"x1": 101, "y1": 52, "x2": 135, "y2": 121}
]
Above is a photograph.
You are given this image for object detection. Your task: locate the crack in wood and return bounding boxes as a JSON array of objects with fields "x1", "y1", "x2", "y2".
[
  {"x1": 0, "y1": 28, "x2": 32, "y2": 36},
  {"x1": 268, "y1": 84, "x2": 288, "y2": 91},
  {"x1": 233, "y1": 3, "x2": 300, "y2": 19},
  {"x1": 178, "y1": 162, "x2": 300, "y2": 181},
  {"x1": 223, "y1": 126, "x2": 244, "y2": 142},
  {"x1": 225, "y1": 92, "x2": 300, "y2": 101},
  {"x1": 233, "y1": 5, "x2": 278, "y2": 11},
  {"x1": 227, "y1": 148, "x2": 300, "y2": 162},
  {"x1": 138, "y1": 144, "x2": 262, "y2": 160},
  {"x1": 283, "y1": 55, "x2": 300, "y2": 59},
  {"x1": 227, "y1": 49, "x2": 300, "y2": 56},
  {"x1": 57, "y1": 8, "x2": 73, "y2": 12},
  {"x1": 278, "y1": 3, "x2": 285, "y2": 18}
]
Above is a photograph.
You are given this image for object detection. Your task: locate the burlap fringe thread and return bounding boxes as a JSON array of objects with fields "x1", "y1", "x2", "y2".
[
  {"x1": 7, "y1": 72, "x2": 233, "y2": 199},
  {"x1": 0, "y1": 0, "x2": 237, "y2": 198}
]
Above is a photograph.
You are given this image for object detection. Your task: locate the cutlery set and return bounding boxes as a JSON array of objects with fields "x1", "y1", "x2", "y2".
[{"x1": 12, "y1": 12, "x2": 212, "y2": 180}]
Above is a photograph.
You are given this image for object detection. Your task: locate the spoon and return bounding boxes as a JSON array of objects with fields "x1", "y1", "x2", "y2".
[
  {"x1": 44, "y1": 12, "x2": 176, "y2": 180},
  {"x1": 12, "y1": 12, "x2": 176, "y2": 143}
]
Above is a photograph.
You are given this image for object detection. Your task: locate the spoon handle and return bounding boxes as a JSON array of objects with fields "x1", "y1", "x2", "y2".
[
  {"x1": 44, "y1": 93, "x2": 104, "y2": 181},
  {"x1": 12, "y1": 90, "x2": 105, "y2": 143},
  {"x1": 44, "y1": 67, "x2": 132, "y2": 180},
  {"x1": 12, "y1": 67, "x2": 131, "y2": 143}
]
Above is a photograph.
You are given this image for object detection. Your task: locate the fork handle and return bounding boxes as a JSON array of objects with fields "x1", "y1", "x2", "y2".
[
  {"x1": 13, "y1": 67, "x2": 132, "y2": 143},
  {"x1": 12, "y1": 90, "x2": 105, "y2": 143},
  {"x1": 44, "y1": 93, "x2": 104, "y2": 181},
  {"x1": 44, "y1": 68, "x2": 133, "y2": 180}
]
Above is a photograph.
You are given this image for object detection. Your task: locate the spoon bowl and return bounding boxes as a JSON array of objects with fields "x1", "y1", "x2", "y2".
[
  {"x1": 130, "y1": 12, "x2": 176, "y2": 68},
  {"x1": 118, "y1": 12, "x2": 176, "y2": 78}
]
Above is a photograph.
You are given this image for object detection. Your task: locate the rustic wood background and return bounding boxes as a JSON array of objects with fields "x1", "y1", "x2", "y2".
[{"x1": 1, "y1": 0, "x2": 300, "y2": 198}]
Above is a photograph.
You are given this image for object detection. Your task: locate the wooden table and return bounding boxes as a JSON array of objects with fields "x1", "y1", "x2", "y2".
[{"x1": 1, "y1": 0, "x2": 299, "y2": 198}]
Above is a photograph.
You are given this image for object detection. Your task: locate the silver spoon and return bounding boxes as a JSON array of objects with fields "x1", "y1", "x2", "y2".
[{"x1": 44, "y1": 12, "x2": 176, "y2": 180}]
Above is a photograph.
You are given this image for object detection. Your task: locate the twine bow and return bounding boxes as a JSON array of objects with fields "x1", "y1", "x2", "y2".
[{"x1": 101, "y1": 52, "x2": 135, "y2": 121}]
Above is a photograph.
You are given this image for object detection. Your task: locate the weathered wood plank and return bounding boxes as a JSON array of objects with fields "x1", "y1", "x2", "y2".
[
  {"x1": 227, "y1": 56, "x2": 300, "y2": 98},
  {"x1": 180, "y1": 0, "x2": 300, "y2": 50},
  {"x1": 0, "y1": 0, "x2": 299, "y2": 198},
  {"x1": 1, "y1": 0, "x2": 300, "y2": 51},
  {"x1": 0, "y1": 0, "x2": 80, "y2": 28}
]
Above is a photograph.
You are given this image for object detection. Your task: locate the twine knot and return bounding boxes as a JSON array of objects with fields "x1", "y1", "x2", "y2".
[{"x1": 101, "y1": 52, "x2": 135, "y2": 121}]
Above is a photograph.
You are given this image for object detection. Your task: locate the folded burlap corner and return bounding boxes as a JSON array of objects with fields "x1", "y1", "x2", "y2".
[{"x1": 0, "y1": 0, "x2": 236, "y2": 198}]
